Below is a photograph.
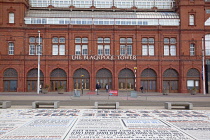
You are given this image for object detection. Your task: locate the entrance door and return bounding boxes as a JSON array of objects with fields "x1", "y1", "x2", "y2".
[
  {"x1": 4, "y1": 80, "x2": 17, "y2": 92},
  {"x1": 141, "y1": 80, "x2": 156, "y2": 91},
  {"x1": 97, "y1": 78, "x2": 112, "y2": 89},
  {"x1": 163, "y1": 80, "x2": 178, "y2": 93},
  {"x1": 27, "y1": 80, "x2": 44, "y2": 92},
  {"x1": 51, "y1": 81, "x2": 66, "y2": 91}
]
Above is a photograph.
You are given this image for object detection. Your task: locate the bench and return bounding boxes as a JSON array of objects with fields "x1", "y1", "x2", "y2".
[
  {"x1": 0, "y1": 101, "x2": 11, "y2": 109},
  {"x1": 32, "y1": 101, "x2": 60, "y2": 109},
  {"x1": 94, "y1": 102, "x2": 119, "y2": 109},
  {"x1": 165, "y1": 102, "x2": 193, "y2": 110}
]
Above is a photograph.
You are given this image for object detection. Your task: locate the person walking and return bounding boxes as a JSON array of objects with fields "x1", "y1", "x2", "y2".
[
  {"x1": 96, "y1": 82, "x2": 101, "y2": 95},
  {"x1": 140, "y1": 86, "x2": 143, "y2": 93}
]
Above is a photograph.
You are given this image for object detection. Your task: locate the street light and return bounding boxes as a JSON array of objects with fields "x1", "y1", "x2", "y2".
[
  {"x1": 134, "y1": 67, "x2": 137, "y2": 91},
  {"x1": 81, "y1": 75, "x2": 84, "y2": 95},
  {"x1": 202, "y1": 37, "x2": 206, "y2": 95},
  {"x1": 37, "y1": 30, "x2": 41, "y2": 94}
]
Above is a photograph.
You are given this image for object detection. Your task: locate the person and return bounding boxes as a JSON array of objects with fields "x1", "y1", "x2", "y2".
[
  {"x1": 96, "y1": 82, "x2": 101, "y2": 95},
  {"x1": 140, "y1": 86, "x2": 143, "y2": 93},
  {"x1": 39, "y1": 84, "x2": 42, "y2": 93},
  {"x1": 105, "y1": 84, "x2": 109, "y2": 92}
]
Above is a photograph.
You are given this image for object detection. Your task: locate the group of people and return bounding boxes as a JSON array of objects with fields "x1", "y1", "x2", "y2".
[{"x1": 96, "y1": 82, "x2": 109, "y2": 95}]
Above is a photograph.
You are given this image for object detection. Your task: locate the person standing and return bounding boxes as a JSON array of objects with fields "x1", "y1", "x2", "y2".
[
  {"x1": 105, "y1": 84, "x2": 109, "y2": 92},
  {"x1": 96, "y1": 82, "x2": 101, "y2": 95}
]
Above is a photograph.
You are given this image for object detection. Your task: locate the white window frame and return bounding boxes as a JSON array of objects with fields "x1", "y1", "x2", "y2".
[
  {"x1": 29, "y1": 37, "x2": 43, "y2": 55},
  {"x1": 97, "y1": 37, "x2": 110, "y2": 55},
  {"x1": 142, "y1": 37, "x2": 155, "y2": 56},
  {"x1": 8, "y1": 42, "x2": 14, "y2": 55},
  {"x1": 52, "y1": 37, "x2": 65, "y2": 55},
  {"x1": 75, "y1": 37, "x2": 88, "y2": 55},
  {"x1": 205, "y1": 34, "x2": 210, "y2": 56},
  {"x1": 190, "y1": 43, "x2": 195, "y2": 56},
  {"x1": 189, "y1": 14, "x2": 195, "y2": 25},
  {"x1": 120, "y1": 37, "x2": 132, "y2": 56},
  {"x1": 164, "y1": 38, "x2": 176, "y2": 56},
  {"x1": 9, "y1": 13, "x2": 14, "y2": 23}
]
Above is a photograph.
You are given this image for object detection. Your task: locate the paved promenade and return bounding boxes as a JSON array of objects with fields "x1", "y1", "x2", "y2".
[
  {"x1": 1, "y1": 91, "x2": 210, "y2": 139},
  {"x1": 1, "y1": 91, "x2": 210, "y2": 109}
]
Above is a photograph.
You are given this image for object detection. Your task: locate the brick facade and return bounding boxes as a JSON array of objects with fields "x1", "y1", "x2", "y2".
[{"x1": 0, "y1": 0, "x2": 210, "y2": 93}]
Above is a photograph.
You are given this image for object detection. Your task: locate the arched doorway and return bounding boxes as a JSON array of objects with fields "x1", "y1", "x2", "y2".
[
  {"x1": 3, "y1": 68, "x2": 18, "y2": 92},
  {"x1": 96, "y1": 69, "x2": 112, "y2": 90},
  {"x1": 73, "y1": 68, "x2": 90, "y2": 90},
  {"x1": 187, "y1": 68, "x2": 200, "y2": 91},
  {"x1": 50, "y1": 68, "x2": 67, "y2": 91},
  {"x1": 27, "y1": 68, "x2": 44, "y2": 92},
  {"x1": 163, "y1": 68, "x2": 179, "y2": 93},
  {"x1": 118, "y1": 68, "x2": 135, "y2": 90},
  {"x1": 141, "y1": 68, "x2": 157, "y2": 92}
]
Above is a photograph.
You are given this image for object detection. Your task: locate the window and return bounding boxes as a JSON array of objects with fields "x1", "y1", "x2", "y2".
[
  {"x1": 189, "y1": 14, "x2": 195, "y2": 25},
  {"x1": 164, "y1": 38, "x2": 176, "y2": 56},
  {"x1": 142, "y1": 38, "x2": 154, "y2": 56},
  {"x1": 190, "y1": 43, "x2": 195, "y2": 56},
  {"x1": 97, "y1": 38, "x2": 110, "y2": 55},
  {"x1": 8, "y1": 42, "x2": 14, "y2": 55},
  {"x1": 52, "y1": 37, "x2": 65, "y2": 55},
  {"x1": 75, "y1": 37, "x2": 88, "y2": 55},
  {"x1": 205, "y1": 34, "x2": 210, "y2": 55},
  {"x1": 29, "y1": 36, "x2": 42, "y2": 55},
  {"x1": 9, "y1": 13, "x2": 14, "y2": 23},
  {"x1": 120, "y1": 37, "x2": 132, "y2": 55}
]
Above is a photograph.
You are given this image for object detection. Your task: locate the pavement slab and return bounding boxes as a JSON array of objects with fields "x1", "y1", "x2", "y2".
[{"x1": 0, "y1": 109, "x2": 210, "y2": 140}]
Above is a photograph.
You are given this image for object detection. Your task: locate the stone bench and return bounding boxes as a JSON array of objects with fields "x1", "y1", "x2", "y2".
[
  {"x1": 0, "y1": 101, "x2": 11, "y2": 109},
  {"x1": 165, "y1": 102, "x2": 193, "y2": 110},
  {"x1": 94, "y1": 102, "x2": 119, "y2": 109},
  {"x1": 32, "y1": 101, "x2": 60, "y2": 109}
]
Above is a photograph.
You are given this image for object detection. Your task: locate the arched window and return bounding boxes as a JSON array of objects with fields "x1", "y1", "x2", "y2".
[
  {"x1": 27, "y1": 69, "x2": 44, "y2": 92},
  {"x1": 118, "y1": 68, "x2": 134, "y2": 90},
  {"x1": 73, "y1": 68, "x2": 90, "y2": 90},
  {"x1": 3, "y1": 68, "x2": 18, "y2": 92},
  {"x1": 163, "y1": 68, "x2": 179, "y2": 93},
  {"x1": 141, "y1": 68, "x2": 157, "y2": 91},
  {"x1": 187, "y1": 68, "x2": 200, "y2": 90},
  {"x1": 50, "y1": 68, "x2": 67, "y2": 91},
  {"x1": 96, "y1": 69, "x2": 112, "y2": 89}
]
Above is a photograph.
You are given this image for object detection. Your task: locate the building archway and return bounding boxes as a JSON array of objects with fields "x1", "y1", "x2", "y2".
[
  {"x1": 118, "y1": 68, "x2": 135, "y2": 90},
  {"x1": 50, "y1": 68, "x2": 67, "y2": 91},
  {"x1": 141, "y1": 68, "x2": 157, "y2": 92},
  {"x1": 3, "y1": 68, "x2": 18, "y2": 92},
  {"x1": 187, "y1": 68, "x2": 200, "y2": 91},
  {"x1": 96, "y1": 68, "x2": 112, "y2": 90},
  {"x1": 163, "y1": 68, "x2": 179, "y2": 93},
  {"x1": 73, "y1": 68, "x2": 90, "y2": 90},
  {"x1": 27, "y1": 68, "x2": 44, "y2": 92}
]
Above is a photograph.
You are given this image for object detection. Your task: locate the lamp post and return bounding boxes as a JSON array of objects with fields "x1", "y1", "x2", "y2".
[
  {"x1": 202, "y1": 37, "x2": 206, "y2": 95},
  {"x1": 134, "y1": 67, "x2": 137, "y2": 91},
  {"x1": 37, "y1": 30, "x2": 41, "y2": 94},
  {"x1": 81, "y1": 75, "x2": 84, "y2": 95}
]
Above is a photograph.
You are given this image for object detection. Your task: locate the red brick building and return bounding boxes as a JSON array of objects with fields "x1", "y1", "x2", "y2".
[{"x1": 0, "y1": 0, "x2": 210, "y2": 93}]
